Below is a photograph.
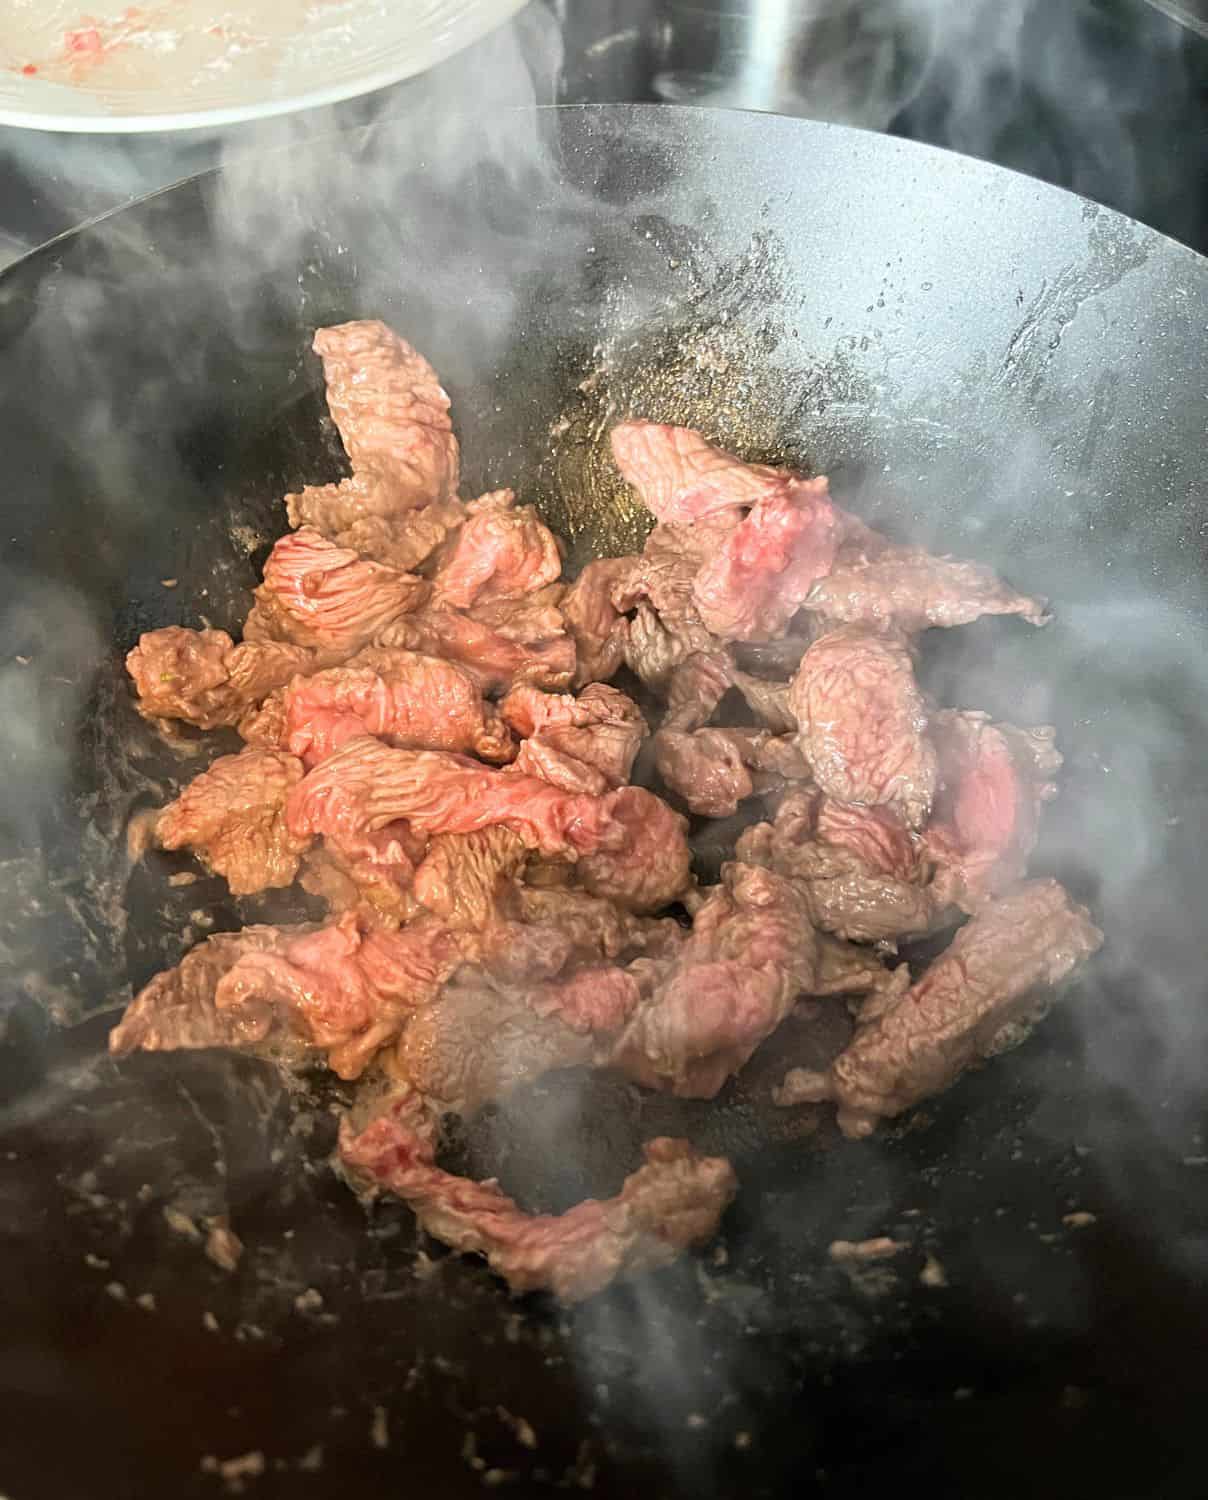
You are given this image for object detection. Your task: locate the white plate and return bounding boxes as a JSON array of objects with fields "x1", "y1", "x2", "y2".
[{"x1": 0, "y1": 0, "x2": 528, "y2": 132}]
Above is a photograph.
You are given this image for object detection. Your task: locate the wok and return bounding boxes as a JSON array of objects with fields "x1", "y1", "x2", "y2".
[{"x1": 1, "y1": 104, "x2": 1206, "y2": 1498}]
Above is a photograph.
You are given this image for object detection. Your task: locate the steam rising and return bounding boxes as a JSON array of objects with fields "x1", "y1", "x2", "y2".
[
  {"x1": 653, "y1": 0, "x2": 1202, "y2": 247},
  {"x1": 0, "y1": 1, "x2": 1205, "y2": 1474}
]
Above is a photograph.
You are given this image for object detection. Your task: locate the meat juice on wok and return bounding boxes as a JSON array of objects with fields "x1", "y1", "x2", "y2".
[{"x1": 113, "y1": 320, "x2": 1102, "y2": 1302}]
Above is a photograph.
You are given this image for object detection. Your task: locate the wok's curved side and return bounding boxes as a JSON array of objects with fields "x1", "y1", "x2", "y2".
[{"x1": 0, "y1": 106, "x2": 1205, "y2": 1500}]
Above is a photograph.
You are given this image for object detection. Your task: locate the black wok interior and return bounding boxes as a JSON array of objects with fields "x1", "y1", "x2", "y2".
[{"x1": 1, "y1": 106, "x2": 1206, "y2": 1498}]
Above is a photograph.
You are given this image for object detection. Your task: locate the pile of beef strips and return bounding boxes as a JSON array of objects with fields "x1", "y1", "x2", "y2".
[{"x1": 112, "y1": 321, "x2": 1101, "y2": 1302}]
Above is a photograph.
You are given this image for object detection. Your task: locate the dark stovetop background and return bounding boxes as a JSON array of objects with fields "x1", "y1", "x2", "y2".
[{"x1": 0, "y1": 0, "x2": 1205, "y2": 267}]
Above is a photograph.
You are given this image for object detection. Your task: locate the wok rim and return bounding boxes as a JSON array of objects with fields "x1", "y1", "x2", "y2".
[{"x1": 2, "y1": 103, "x2": 1206, "y2": 285}]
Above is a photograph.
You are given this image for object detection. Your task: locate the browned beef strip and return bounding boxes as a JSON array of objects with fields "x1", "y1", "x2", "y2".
[
  {"x1": 126, "y1": 627, "x2": 318, "y2": 731},
  {"x1": 238, "y1": 688, "x2": 290, "y2": 750},
  {"x1": 662, "y1": 651, "x2": 733, "y2": 733},
  {"x1": 341, "y1": 1089, "x2": 737, "y2": 1302},
  {"x1": 298, "y1": 839, "x2": 421, "y2": 930},
  {"x1": 391, "y1": 977, "x2": 597, "y2": 1116},
  {"x1": 736, "y1": 787, "x2": 941, "y2": 945},
  {"x1": 298, "y1": 818, "x2": 428, "y2": 930},
  {"x1": 377, "y1": 596, "x2": 575, "y2": 694},
  {"x1": 810, "y1": 933, "x2": 908, "y2": 1001},
  {"x1": 616, "y1": 533, "x2": 718, "y2": 689},
  {"x1": 411, "y1": 828, "x2": 528, "y2": 932},
  {"x1": 112, "y1": 911, "x2": 464, "y2": 1081},
  {"x1": 560, "y1": 557, "x2": 636, "y2": 687},
  {"x1": 312, "y1": 321, "x2": 460, "y2": 507},
  {"x1": 804, "y1": 547, "x2": 1049, "y2": 632},
  {"x1": 467, "y1": 586, "x2": 568, "y2": 641},
  {"x1": 285, "y1": 472, "x2": 465, "y2": 572},
  {"x1": 108, "y1": 926, "x2": 311, "y2": 1057},
  {"x1": 655, "y1": 728, "x2": 808, "y2": 819},
  {"x1": 777, "y1": 879, "x2": 1102, "y2": 1137},
  {"x1": 624, "y1": 602, "x2": 690, "y2": 690},
  {"x1": 244, "y1": 528, "x2": 429, "y2": 655},
  {"x1": 155, "y1": 747, "x2": 311, "y2": 895},
  {"x1": 611, "y1": 862, "x2": 817, "y2": 1098},
  {"x1": 511, "y1": 886, "x2": 681, "y2": 967},
  {"x1": 789, "y1": 624, "x2": 937, "y2": 828},
  {"x1": 501, "y1": 682, "x2": 647, "y2": 794}
]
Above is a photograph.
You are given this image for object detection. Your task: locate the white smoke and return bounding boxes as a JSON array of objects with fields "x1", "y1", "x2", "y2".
[{"x1": 652, "y1": 0, "x2": 1202, "y2": 245}]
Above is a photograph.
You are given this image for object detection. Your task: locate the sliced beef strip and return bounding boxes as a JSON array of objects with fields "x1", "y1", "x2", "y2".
[
  {"x1": 803, "y1": 547, "x2": 1049, "y2": 632},
  {"x1": 736, "y1": 787, "x2": 940, "y2": 945},
  {"x1": 501, "y1": 682, "x2": 646, "y2": 794},
  {"x1": 560, "y1": 557, "x2": 636, "y2": 687},
  {"x1": 778, "y1": 879, "x2": 1103, "y2": 1137},
  {"x1": 286, "y1": 476, "x2": 464, "y2": 573},
  {"x1": 924, "y1": 709, "x2": 1062, "y2": 911},
  {"x1": 431, "y1": 490, "x2": 562, "y2": 609},
  {"x1": 390, "y1": 978, "x2": 597, "y2": 1117},
  {"x1": 238, "y1": 687, "x2": 290, "y2": 750},
  {"x1": 574, "y1": 785, "x2": 692, "y2": 913},
  {"x1": 341, "y1": 1089, "x2": 737, "y2": 1302},
  {"x1": 809, "y1": 933, "x2": 908, "y2": 1001},
  {"x1": 478, "y1": 894, "x2": 684, "y2": 1003},
  {"x1": 642, "y1": 513, "x2": 744, "y2": 569},
  {"x1": 377, "y1": 598, "x2": 575, "y2": 694},
  {"x1": 728, "y1": 669, "x2": 796, "y2": 734},
  {"x1": 525, "y1": 963, "x2": 647, "y2": 1035},
  {"x1": 562, "y1": 530, "x2": 721, "y2": 696},
  {"x1": 612, "y1": 862, "x2": 817, "y2": 1098},
  {"x1": 510, "y1": 738, "x2": 612, "y2": 797},
  {"x1": 693, "y1": 478, "x2": 839, "y2": 642},
  {"x1": 499, "y1": 680, "x2": 641, "y2": 742},
  {"x1": 655, "y1": 730, "x2": 753, "y2": 819},
  {"x1": 624, "y1": 602, "x2": 692, "y2": 691},
  {"x1": 412, "y1": 828, "x2": 528, "y2": 931},
  {"x1": 111, "y1": 909, "x2": 464, "y2": 1081},
  {"x1": 298, "y1": 840, "x2": 419, "y2": 930},
  {"x1": 285, "y1": 739, "x2": 688, "y2": 912},
  {"x1": 298, "y1": 820, "x2": 427, "y2": 929},
  {"x1": 370, "y1": 897, "x2": 662, "y2": 1116},
  {"x1": 312, "y1": 321, "x2": 460, "y2": 507},
  {"x1": 154, "y1": 747, "x2": 311, "y2": 895},
  {"x1": 510, "y1": 886, "x2": 680, "y2": 969},
  {"x1": 616, "y1": 537, "x2": 717, "y2": 691},
  {"x1": 108, "y1": 925, "x2": 313, "y2": 1058},
  {"x1": 126, "y1": 627, "x2": 318, "y2": 731},
  {"x1": 833, "y1": 511, "x2": 896, "y2": 569},
  {"x1": 467, "y1": 586, "x2": 568, "y2": 643},
  {"x1": 286, "y1": 737, "x2": 613, "y2": 860},
  {"x1": 611, "y1": 420, "x2": 783, "y2": 524},
  {"x1": 274, "y1": 646, "x2": 515, "y2": 768},
  {"x1": 621, "y1": 527, "x2": 710, "y2": 621},
  {"x1": 789, "y1": 624, "x2": 937, "y2": 828},
  {"x1": 662, "y1": 651, "x2": 733, "y2": 733},
  {"x1": 244, "y1": 528, "x2": 428, "y2": 655},
  {"x1": 655, "y1": 727, "x2": 808, "y2": 819},
  {"x1": 212, "y1": 910, "x2": 465, "y2": 1079}
]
